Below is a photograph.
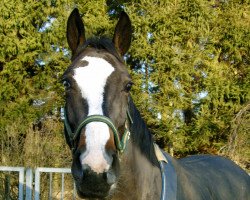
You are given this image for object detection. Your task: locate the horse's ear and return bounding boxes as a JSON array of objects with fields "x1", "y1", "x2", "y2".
[
  {"x1": 113, "y1": 11, "x2": 132, "y2": 56},
  {"x1": 67, "y1": 8, "x2": 85, "y2": 56}
]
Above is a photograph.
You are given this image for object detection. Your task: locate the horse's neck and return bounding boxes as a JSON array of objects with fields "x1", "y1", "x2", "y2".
[{"x1": 112, "y1": 100, "x2": 162, "y2": 200}]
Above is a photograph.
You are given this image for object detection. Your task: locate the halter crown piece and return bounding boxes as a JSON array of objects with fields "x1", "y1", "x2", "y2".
[{"x1": 64, "y1": 107, "x2": 133, "y2": 153}]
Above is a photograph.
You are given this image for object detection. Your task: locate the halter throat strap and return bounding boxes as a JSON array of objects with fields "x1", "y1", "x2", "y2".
[{"x1": 64, "y1": 108, "x2": 133, "y2": 153}]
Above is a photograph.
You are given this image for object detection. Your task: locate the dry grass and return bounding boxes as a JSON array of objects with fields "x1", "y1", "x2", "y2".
[
  {"x1": 0, "y1": 116, "x2": 71, "y2": 168},
  {"x1": 220, "y1": 102, "x2": 250, "y2": 172}
]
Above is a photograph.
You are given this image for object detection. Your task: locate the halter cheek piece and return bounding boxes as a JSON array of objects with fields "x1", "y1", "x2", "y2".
[{"x1": 64, "y1": 107, "x2": 133, "y2": 153}]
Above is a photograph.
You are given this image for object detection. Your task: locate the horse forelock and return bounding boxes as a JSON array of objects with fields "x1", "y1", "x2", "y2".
[
  {"x1": 72, "y1": 37, "x2": 123, "y2": 62},
  {"x1": 63, "y1": 37, "x2": 124, "y2": 78}
]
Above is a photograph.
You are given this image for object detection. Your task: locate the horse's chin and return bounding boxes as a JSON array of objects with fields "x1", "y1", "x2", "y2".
[
  {"x1": 77, "y1": 189, "x2": 108, "y2": 199},
  {"x1": 76, "y1": 183, "x2": 115, "y2": 199},
  {"x1": 77, "y1": 190, "x2": 108, "y2": 199}
]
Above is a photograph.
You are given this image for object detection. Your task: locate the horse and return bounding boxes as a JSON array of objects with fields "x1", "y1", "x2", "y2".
[{"x1": 62, "y1": 8, "x2": 250, "y2": 200}]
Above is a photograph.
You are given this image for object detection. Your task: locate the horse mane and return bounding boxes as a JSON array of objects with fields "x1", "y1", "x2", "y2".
[{"x1": 128, "y1": 97, "x2": 160, "y2": 167}]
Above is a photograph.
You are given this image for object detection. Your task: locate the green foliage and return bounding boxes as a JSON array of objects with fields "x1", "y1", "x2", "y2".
[
  {"x1": 0, "y1": 0, "x2": 249, "y2": 170},
  {"x1": 125, "y1": 1, "x2": 250, "y2": 160},
  {"x1": 0, "y1": 0, "x2": 71, "y2": 166}
]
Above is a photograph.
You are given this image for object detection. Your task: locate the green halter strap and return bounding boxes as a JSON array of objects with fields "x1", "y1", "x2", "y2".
[{"x1": 64, "y1": 108, "x2": 133, "y2": 153}]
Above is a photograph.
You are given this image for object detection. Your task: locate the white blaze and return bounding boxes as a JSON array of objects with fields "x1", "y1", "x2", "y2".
[{"x1": 73, "y1": 56, "x2": 115, "y2": 173}]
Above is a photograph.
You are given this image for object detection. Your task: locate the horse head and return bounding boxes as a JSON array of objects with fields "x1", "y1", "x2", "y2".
[{"x1": 63, "y1": 8, "x2": 132, "y2": 199}]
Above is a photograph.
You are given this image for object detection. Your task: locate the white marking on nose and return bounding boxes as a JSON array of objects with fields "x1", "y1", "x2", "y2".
[
  {"x1": 79, "y1": 122, "x2": 113, "y2": 173},
  {"x1": 73, "y1": 56, "x2": 115, "y2": 173}
]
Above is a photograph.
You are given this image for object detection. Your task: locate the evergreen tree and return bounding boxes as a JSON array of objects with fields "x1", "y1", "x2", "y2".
[
  {"x1": 0, "y1": 0, "x2": 74, "y2": 166},
  {"x1": 0, "y1": 0, "x2": 249, "y2": 170},
  {"x1": 124, "y1": 1, "x2": 249, "y2": 160}
]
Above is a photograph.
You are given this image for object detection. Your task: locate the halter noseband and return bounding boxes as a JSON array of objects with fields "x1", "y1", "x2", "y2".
[{"x1": 64, "y1": 108, "x2": 133, "y2": 153}]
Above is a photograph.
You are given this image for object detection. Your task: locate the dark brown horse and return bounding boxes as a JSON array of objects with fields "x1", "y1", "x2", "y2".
[{"x1": 62, "y1": 8, "x2": 250, "y2": 200}]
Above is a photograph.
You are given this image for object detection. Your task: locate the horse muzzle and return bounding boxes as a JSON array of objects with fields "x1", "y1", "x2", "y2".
[
  {"x1": 71, "y1": 151, "x2": 119, "y2": 199},
  {"x1": 73, "y1": 164, "x2": 117, "y2": 199}
]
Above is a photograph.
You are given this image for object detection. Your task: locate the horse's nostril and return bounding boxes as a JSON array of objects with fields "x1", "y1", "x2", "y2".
[
  {"x1": 82, "y1": 164, "x2": 91, "y2": 172},
  {"x1": 82, "y1": 164, "x2": 92, "y2": 178},
  {"x1": 102, "y1": 171, "x2": 116, "y2": 185},
  {"x1": 106, "y1": 170, "x2": 116, "y2": 185},
  {"x1": 103, "y1": 171, "x2": 108, "y2": 181}
]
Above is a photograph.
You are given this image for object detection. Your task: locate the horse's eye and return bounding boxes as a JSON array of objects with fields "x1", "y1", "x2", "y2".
[
  {"x1": 125, "y1": 82, "x2": 133, "y2": 92},
  {"x1": 62, "y1": 80, "x2": 71, "y2": 89}
]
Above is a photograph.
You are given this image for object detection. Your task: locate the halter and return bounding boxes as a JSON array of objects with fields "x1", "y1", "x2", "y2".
[{"x1": 64, "y1": 107, "x2": 133, "y2": 153}]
